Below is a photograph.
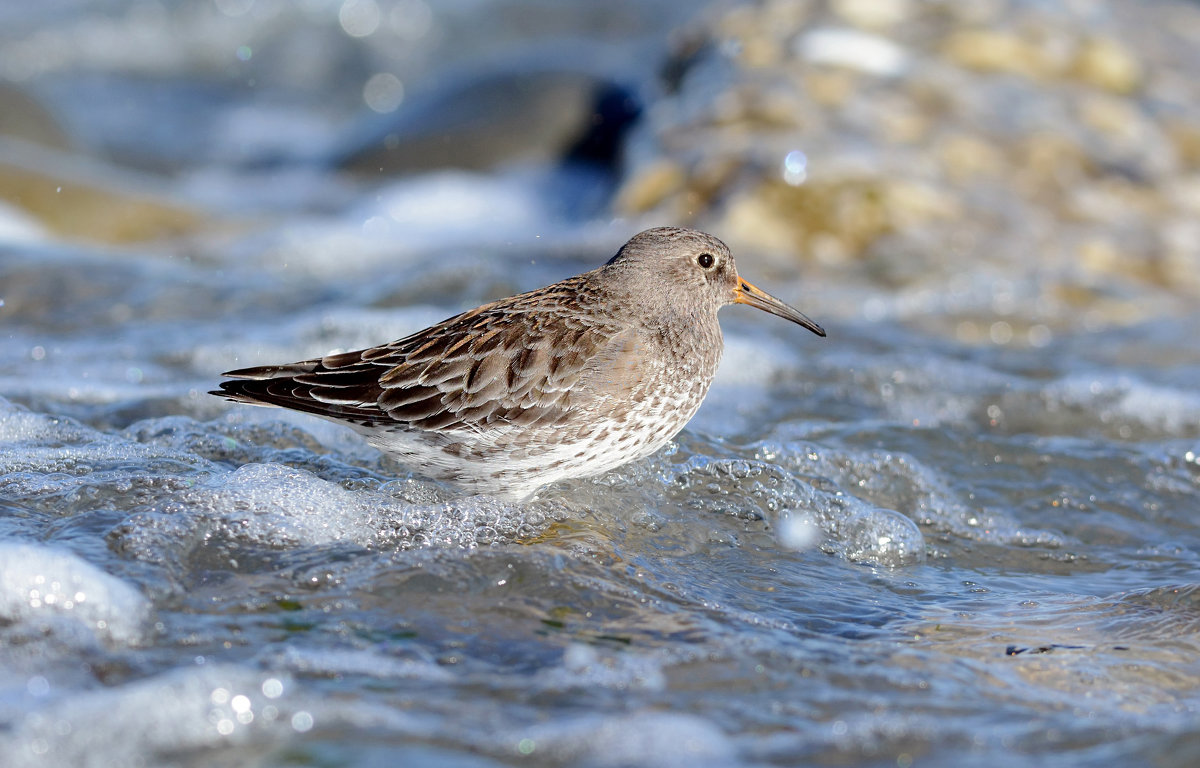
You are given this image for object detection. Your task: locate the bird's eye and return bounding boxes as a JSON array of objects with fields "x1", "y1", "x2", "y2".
[{"x1": 697, "y1": 253, "x2": 715, "y2": 269}]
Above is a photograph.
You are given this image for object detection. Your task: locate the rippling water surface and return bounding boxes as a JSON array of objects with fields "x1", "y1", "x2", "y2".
[{"x1": 3, "y1": 1, "x2": 1200, "y2": 766}]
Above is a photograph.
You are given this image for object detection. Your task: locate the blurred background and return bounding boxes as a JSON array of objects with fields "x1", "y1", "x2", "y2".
[{"x1": 2, "y1": 1, "x2": 1200, "y2": 766}]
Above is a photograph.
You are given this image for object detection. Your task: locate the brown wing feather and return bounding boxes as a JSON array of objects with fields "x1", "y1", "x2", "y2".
[{"x1": 210, "y1": 274, "x2": 632, "y2": 434}]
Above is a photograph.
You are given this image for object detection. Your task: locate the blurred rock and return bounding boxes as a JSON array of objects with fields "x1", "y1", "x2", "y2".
[
  {"x1": 939, "y1": 29, "x2": 1058, "y2": 80},
  {"x1": 0, "y1": 139, "x2": 200, "y2": 244},
  {"x1": 0, "y1": 81, "x2": 70, "y2": 150},
  {"x1": 831, "y1": 0, "x2": 912, "y2": 31},
  {"x1": 1069, "y1": 36, "x2": 1142, "y2": 94},
  {"x1": 614, "y1": 159, "x2": 686, "y2": 215},
  {"x1": 617, "y1": 0, "x2": 1200, "y2": 333},
  {"x1": 333, "y1": 70, "x2": 641, "y2": 176}
]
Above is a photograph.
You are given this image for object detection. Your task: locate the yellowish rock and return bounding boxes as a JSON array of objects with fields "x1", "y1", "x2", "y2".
[
  {"x1": 885, "y1": 179, "x2": 963, "y2": 229},
  {"x1": 1078, "y1": 237, "x2": 1122, "y2": 275},
  {"x1": 939, "y1": 133, "x2": 1006, "y2": 182},
  {"x1": 720, "y1": 192, "x2": 805, "y2": 255},
  {"x1": 761, "y1": 0, "x2": 812, "y2": 39},
  {"x1": 728, "y1": 176, "x2": 898, "y2": 258},
  {"x1": 804, "y1": 70, "x2": 858, "y2": 108},
  {"x1": 1161, "y1": 219, "x2": 1200, "y2": 295},
  {"x1": 689, "y1": 154, "x2": 742, "y2": 203},
  {"x1": 614, "y1": 160, "x2": 686, "y2": 215},
  {"x1": 941, "y1": 29, "x2": 1055, "y2": 79},
  {"x1": 1077, "y1": 93, "x2": 1141, "y2": 141},
  {"x1": 0, "y1": 159, "x2": 199, "y2": 244},
  {"x1": 1016, "y1": 133, "x2": 1091, "y2": 198},
  {"x1": 1069, "y1": 36, "x2": 1141, "y2": 94},
  {"x1": 740, "y1": 34, "x2": 786, "y2": 69},
  {"x1": 1167, "y1": 120, "x2": 1200, "y2": 170},
  {"x1": 878, "y1": 99, "x2": 930, "y2": 144},
  {"x1": 831, "y1": 0, "x2": 912, "y2": 30},
  {"x1": 1165, "y1": 176, "x2": 1200, "y2": 215}
]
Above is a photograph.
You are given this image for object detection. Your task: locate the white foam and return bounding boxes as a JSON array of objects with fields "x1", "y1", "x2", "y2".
[
  {"x1": 260, "y1": 645, "x2": 453, "y2": 682},
  {"x1": 0, "y1": 542, "x2": 150, "y2": 647},
  {"x1": 0, "y1": 665, "x2": 296, "y2": 768},
  {"x1": 173, "y1": 462, "x2": 383, "y2": 548},
  {"x1": 517, "y1": 711, "x2": 736, "y2": 768},
  {"x1": 372, "y1": 170, "x2": 548, "y2": 243},
  {"x1": 0, "y1": 397, "x2": 97, "y2": 444},
  {"x1": 535, "y1": 643, "x2": 667, "y2": 692},
  {"x1": 1050, "y1": 374, "x2": 1200, "y2": 436},
  {"x1": 0, "y1": 200, "x2": 47, "y2": 244}
]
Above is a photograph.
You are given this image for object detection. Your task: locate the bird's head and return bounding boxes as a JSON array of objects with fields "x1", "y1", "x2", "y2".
[{"x1": 605, "y1": 227, "x2": 826, "y2": 337}]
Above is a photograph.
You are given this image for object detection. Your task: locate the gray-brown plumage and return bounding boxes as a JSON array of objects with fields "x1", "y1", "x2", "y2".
[{"x1": 211, "y1": 227, "x2": 825, "y2": 500}]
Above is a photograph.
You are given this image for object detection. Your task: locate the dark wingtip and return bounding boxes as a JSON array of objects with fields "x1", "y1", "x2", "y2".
[
  {"x1": 220, "y1": 367, "x2": 258, "y2": 379},
  {"x1": 209, "y1": 383, "x2": 241, "y2": 401}
]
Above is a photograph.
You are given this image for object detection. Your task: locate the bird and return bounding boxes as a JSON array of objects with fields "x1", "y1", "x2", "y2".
[{"x1": 211, "y1": 227, "x2": 825, "y2": 500}]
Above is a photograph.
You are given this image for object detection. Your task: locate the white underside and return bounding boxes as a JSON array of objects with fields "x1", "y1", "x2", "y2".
[{"x1": 356, "y1": 384, "x2": 707, "y2": 501}]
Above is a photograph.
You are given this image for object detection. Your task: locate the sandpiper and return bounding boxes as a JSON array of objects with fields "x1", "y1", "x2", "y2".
[{"x1": 212, "y1": 227, "x2": 825, "y2": 499}]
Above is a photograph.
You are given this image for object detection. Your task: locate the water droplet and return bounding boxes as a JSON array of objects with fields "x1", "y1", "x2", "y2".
[
  {"x1": 27, "y1": 676, "x2": 50, "y2": 697},
  {"x1": 291, "y1": 711, "x2": 314, "y2": 733},
  {"x1": 782, "y1": 150, "x2": 808, "y2": 185},
  {"x1": 261, "y1": 678, "x2": 284, "y2": 698},
  {"x1": 363, "y1": 72, "x2": 404, "y2": 113},
  {"x1": 339, "y1": 0, "x2": 381, "y2": 38}
]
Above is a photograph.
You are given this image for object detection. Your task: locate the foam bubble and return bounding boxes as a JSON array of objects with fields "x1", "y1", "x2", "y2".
[{"x1": 841, "y1": 507, "x2": 926, "y2": 567}]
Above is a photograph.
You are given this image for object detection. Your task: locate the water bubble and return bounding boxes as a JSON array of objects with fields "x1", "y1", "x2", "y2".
[
  {"x1": 1028, "y1": 324, "x2": 1052, "y2": 347},
  {"x1": 339, "y1": 0, "x2": 380, "y2": 37},
  {"x1": 989, "y1": 321, "x2": 1013, "y2": 345},
  {"x1": 777, "y1": 513, "x2": 821, "y2": 550},
  {"x1": 390, "y1": 0, "x2": 433, "y2": 41},
  {"x1": 782, "y1": 150, "x2": 808, "y2": 185},
  {"x1": 291, "y1": 711, "x2": 314, "y2": 733},
  {"x1": 363, "y1": 73, "x2": 405, "y2": 113},
  {"x1": 843, "y1": 507, "x2": 925, "y2": 567},
  {"x1": 27, "y1": 676, "x2": 50, "y2": 697}
]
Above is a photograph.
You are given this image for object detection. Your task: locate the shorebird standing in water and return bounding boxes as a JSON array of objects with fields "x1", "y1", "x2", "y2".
[{"x1": 212, "y1": 227, "x2": 825, "y2": 500}]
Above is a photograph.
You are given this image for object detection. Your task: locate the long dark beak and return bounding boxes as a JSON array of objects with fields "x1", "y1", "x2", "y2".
[{"x1": 734, "y1": 277, "x2": 826, "y2": 337}]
